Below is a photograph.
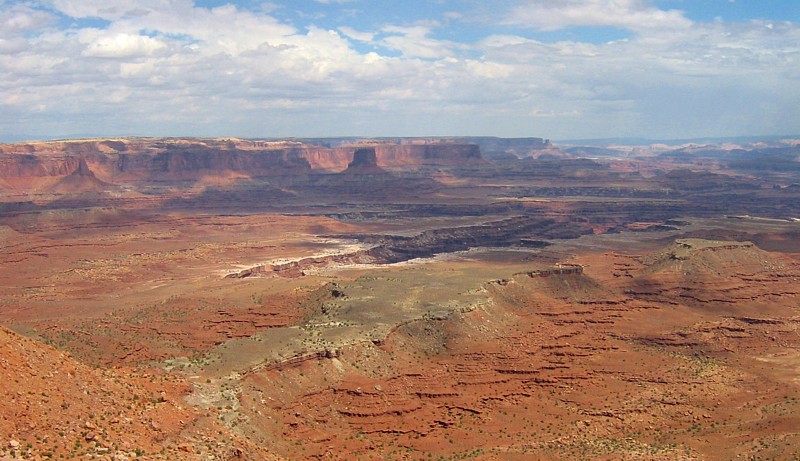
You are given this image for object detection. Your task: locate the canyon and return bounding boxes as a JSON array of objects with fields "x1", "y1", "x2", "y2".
[{"x1": 1, "y1": 136, "x2": 799, "y2": 460}]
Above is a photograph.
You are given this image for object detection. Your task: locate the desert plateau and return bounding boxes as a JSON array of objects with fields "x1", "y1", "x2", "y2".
[
  {"x1": 4, "y1": 0, "x2": 799, "y2": 458},
  {"x1": 1, "y1": 136, "x2": 799, "y2": 460}
]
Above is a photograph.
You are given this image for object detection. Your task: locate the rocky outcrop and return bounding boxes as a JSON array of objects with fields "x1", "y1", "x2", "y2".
[
  {"x1": 518, "y1": 264, "x2": 584, "y2": 278},
  {"x1": 343, "y1": 147, "x2": 383, "y2": 174},
  {"x1": 625, "y1": 238, "x2": 800, "y2": 310},
  {"x1": 640, "y1": 239, "x2": 770, "y2": 273},
  {"x1": 0, "y1": 154, "x2": 86, "y2": 178},
  {"x1": 47, "y1": 158, "x2": 113, "y2": 194},
  {"x1": 227, "y1": 250, "x2": 375, "y2": 278},
  {"x1": 0, "y1": 154, "x2": 113, "y2": 194}
]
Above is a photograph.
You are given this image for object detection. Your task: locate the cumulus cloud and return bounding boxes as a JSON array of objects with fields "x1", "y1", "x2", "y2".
[
  {"x1": 82, "y1": 32, "x2": 166, "y2": 58},
  {"x1": 0, "y1": 0, "x2": 797, "y2": 140},
  {"x1": 477, "y1": 12, "x2": 800, "y2": 136},
  {"x1": 1, "y1": 3, "x2": 54, "y2": 35}
]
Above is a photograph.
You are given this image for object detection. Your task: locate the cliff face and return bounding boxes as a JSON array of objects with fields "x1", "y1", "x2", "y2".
[
  {"x1": 302, "y1": 143, "x2": 483, "y2": 171},
  {"x1": 0, "y1": 154, "x2": 113, "y2": 194},
  {"x1": 48, "y1": 158, "x2": 113, "y2": 194},
  {"x1": 0, "y1": 139, "x2": 129, "y2": 156},
  {"x1": 343, "y1": 147, "x2": 383, "y2": 174},
  {"x1": 0, "y1": 140, "x2": 313, "y2": 188},
  {"x1": 0, "y1": 154, "x2": 86, "y2": 178},
  {"x1": 0, "y1": 151, "x2": 311, "y2": 195},
  {"x1": 300, "y1": 147, "x2": 353, "y2": 170},
  {"x1": 295, "y1": 136, "x2": 549, "y2": 159},
  {"x1": 372, "y1": 143, "x2": 482, "y2": 168},
  {"x1": 108, "y1": 146, "x2": 312, "y2": 180},
  {"x1": 0, "y1": 139, "x2": 485, "y2": 190}
]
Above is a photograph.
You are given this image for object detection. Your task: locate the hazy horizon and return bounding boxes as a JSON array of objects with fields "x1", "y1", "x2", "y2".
[{"x1": 2, "y1": 133, "x2": 798, "y2": 147}]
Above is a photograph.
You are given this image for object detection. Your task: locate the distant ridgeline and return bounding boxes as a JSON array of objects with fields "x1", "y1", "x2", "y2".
[
  {"x1": 0, "y1": 137, "x2": 504, "y2": 184},
  {"x1": 294, "y1": 136, "x2": 553, "y2": 160}
]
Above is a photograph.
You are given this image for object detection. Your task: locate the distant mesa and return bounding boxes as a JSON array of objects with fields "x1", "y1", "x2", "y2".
[
  {"x1": 47, "y1": 158, "x2": 113, "y2": 194},
  {"x1": 640, "y1": 238, "x2": 763, "y2": 274},
  {"x1": 0, "y1": 138, "x2": 486, "y2": 186},
  {"x1": 0, "y1": 153, "x2": 113, "y2": 195},
  {"x1": 657, "y1": 169, "x2": 760, "y2": 192},
  {"x1": 349, "y1": 147, "x2": 378, "y2": 168},
  {"x1": 343, "y1": 147, "x2": 384, "y2": 174},
  {"x1": 621, "y1": 237, "x2": 800, "y2": 316}
]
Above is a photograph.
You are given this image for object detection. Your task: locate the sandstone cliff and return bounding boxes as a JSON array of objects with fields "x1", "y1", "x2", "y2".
[
  {"x1": 0, "y1": 138, "x2": 485, "y2": 191},
  {"x1": 342, "y1": 147, "x2": 384, "y2": 174},
  {"x1": 302, "y1": 143, "x2": 483, "y2": 170},
  {"x1": 371, "y1": 143, "x2": 482, "y2": 168}
]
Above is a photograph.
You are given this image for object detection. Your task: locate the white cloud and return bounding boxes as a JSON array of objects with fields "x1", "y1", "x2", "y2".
[
  {"x1": 50, "y1": 0, "x2": 172, "y2": 20},
  {"x1": 0, "y1": 1, "x2": 797, "y2": 140},
  {"x1": 49, "y1": 0, "x2": 297, "y2": 56},
  {"x1": 1, "y1": 3, "x2": 53, "y2": 35},
  {"x1": 465, "y1": 60, "x2": 514, "y2": 79},
  {"x1": 258, "y1": 3, "x2": 280, "y2": 14},
  {"x1": 380, "y1": 24, "x2": 457, "y2": 59},
  {"x1": 338, "y1": 26, "x2": 374, "y2": 42},
  {"x1": 133, "y1": 4, "x2": 297, "y2": 56},
  {"x1": 505, "y1": 0, "x2": 692, "y2": 33},
  {"x1": 474, "y1": 14, "x2": 800, "y2": 136},
  {"x1": 0, "y1": 37, "x2": 28, "y2": 54},
  {"x1": 82, "y1": 32, "x2": 166, "y2": 58}
]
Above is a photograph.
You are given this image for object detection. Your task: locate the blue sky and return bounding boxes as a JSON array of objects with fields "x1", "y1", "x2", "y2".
[{"x1": 1, "y1": 0, "x2": 798, "y2": 141}]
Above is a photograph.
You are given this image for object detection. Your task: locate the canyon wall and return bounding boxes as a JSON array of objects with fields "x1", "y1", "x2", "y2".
[
  {"x1": 371, "y1": 143, "x2": 482, "y2": 168},
  {"x1": 0, "y1": 154, "x2": 87, "y2": 178},
  {"x1": 302, "y1": 143, "x2": 482, "y2": 170},
  {"x1": 0, "y1": 138, "x2": 485, "y2": 187}
]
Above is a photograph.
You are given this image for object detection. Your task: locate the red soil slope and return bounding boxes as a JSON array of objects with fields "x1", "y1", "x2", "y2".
[
  {"x1": 0, "y1": 326, "x2": 282, "y2": 460},
  {"x1": 228, "y1": 242, "x2": 800, "y2": 460}
]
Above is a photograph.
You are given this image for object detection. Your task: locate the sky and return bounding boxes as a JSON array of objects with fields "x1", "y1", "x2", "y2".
[{"x1": 1, "y1": 0, "x2": 798, "y2": 141}]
